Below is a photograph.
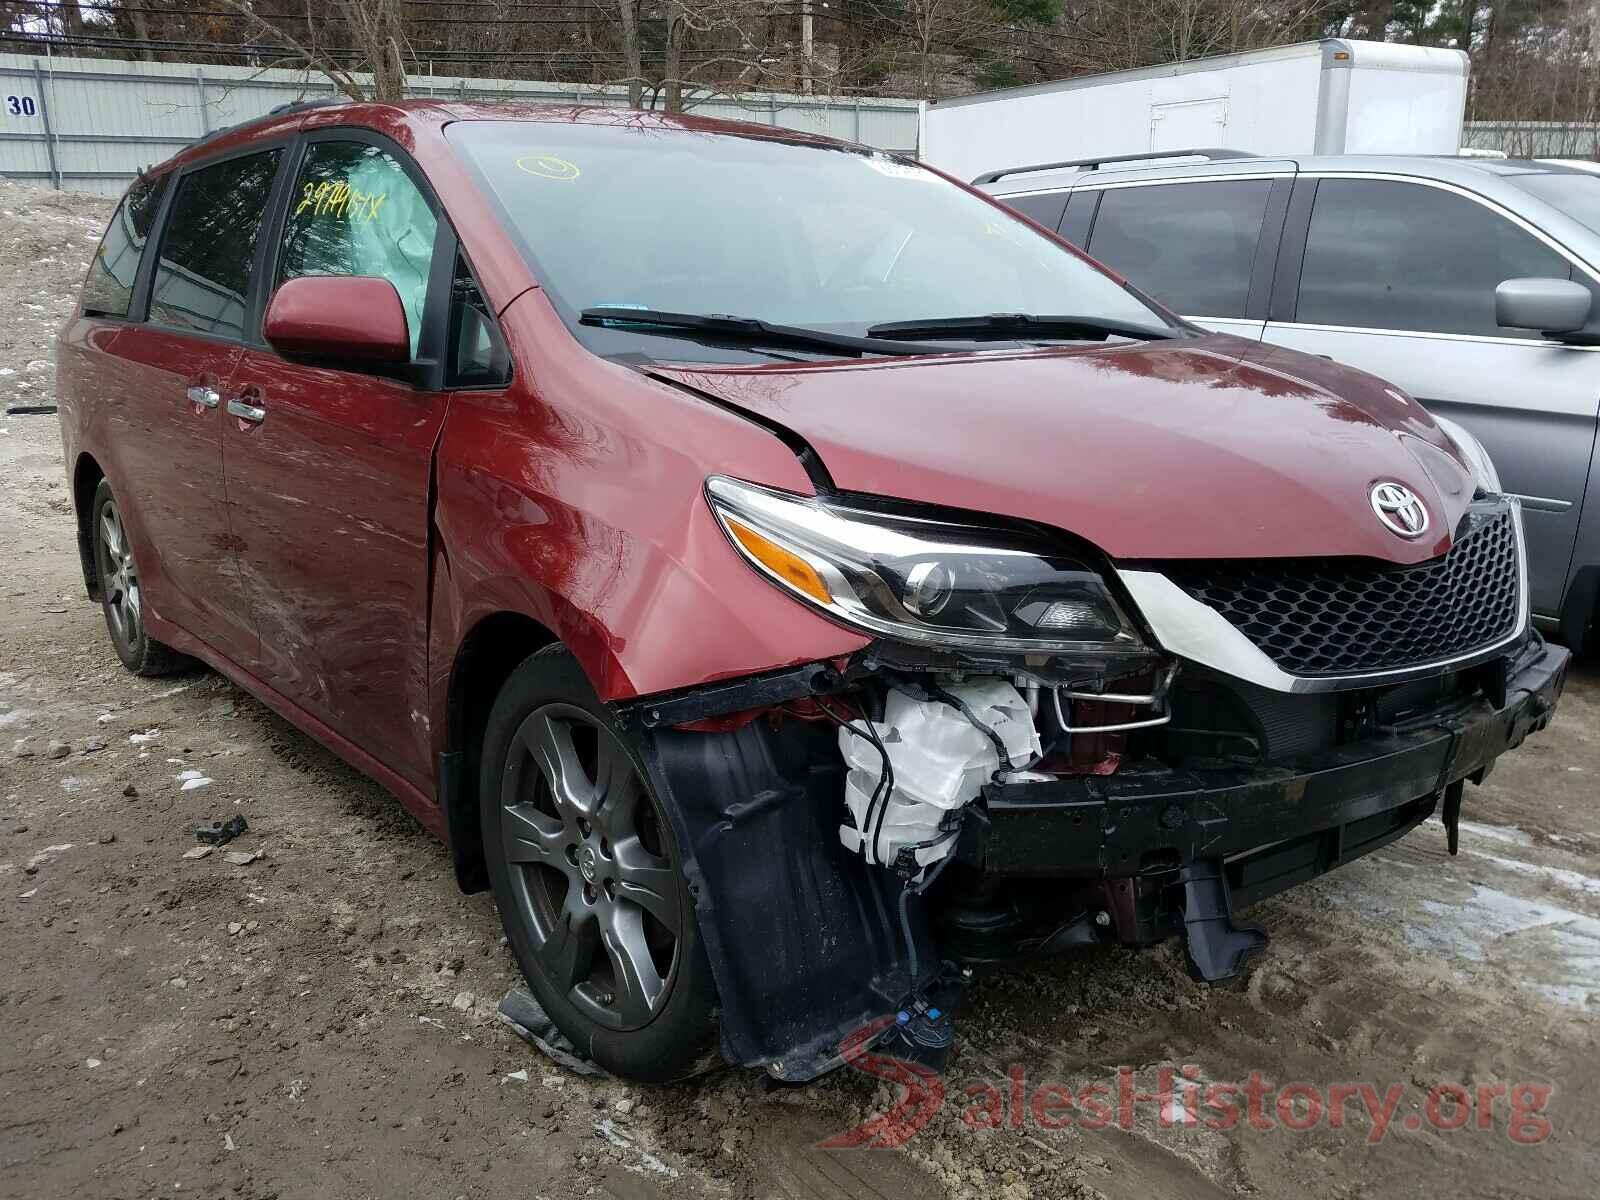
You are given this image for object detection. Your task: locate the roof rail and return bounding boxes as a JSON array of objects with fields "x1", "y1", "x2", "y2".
[
  {"x1": 268, "y1": 97, "x2": 351, "y2": 117},
  {"x1": 972, "y1": 148, "x2": 1258, "y2": 186},
  {"x1": 190, "y1": 96, "x2": 350, "y2": 148}
]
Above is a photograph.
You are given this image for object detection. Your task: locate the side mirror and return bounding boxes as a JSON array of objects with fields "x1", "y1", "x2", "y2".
[
  {"x1": 263, "y1": 276, "x2": 410, "y2": 364},
  {"x1": 1495, "y1": 277, "x2": 1592, "y2": 336}
]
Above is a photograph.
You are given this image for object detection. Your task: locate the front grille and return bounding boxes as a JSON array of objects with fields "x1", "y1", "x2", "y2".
[{"x1": 1161, "y1": 505, "x2": 1521, "y2": 677}]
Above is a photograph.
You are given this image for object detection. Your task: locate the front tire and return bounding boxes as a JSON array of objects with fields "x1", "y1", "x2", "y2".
[
  {"x1": 480, "y1": 645, "x2": 719, "y2": 1081},
  {"x1": 90, "y1": 480, "x2": 189, "y2": 676}
]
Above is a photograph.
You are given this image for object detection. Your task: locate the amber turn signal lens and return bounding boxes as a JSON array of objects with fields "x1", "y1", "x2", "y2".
[{"x1": 724, "y1": 517, "x2": 833, "y2": 605}]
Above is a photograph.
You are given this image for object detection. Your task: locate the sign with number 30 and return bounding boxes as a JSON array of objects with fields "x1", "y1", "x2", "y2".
[{"x1": 6, "y1": 96, "x2": 39, "y2": 116}]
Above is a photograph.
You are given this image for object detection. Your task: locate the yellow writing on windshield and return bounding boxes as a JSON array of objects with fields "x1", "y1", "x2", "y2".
[{"x1": 295, "y1": 180, "x2": 388, "y2": 223}]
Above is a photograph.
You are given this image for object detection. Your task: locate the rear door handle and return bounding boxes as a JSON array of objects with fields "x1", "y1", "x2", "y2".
[
  {"x1": 186, "y1": 385, "x2": 220, "y2": 409},
  {"x1": 227, "y1": 398, "x2": 267, "y2": 424}
]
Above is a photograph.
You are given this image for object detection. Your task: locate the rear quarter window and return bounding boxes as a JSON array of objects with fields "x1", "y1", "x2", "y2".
[{"x1": 81, "y1": 173, "x2": 167, "y2": 319}]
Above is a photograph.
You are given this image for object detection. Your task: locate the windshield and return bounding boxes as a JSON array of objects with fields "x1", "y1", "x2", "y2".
[
  {"x1": 446, "y1": 118, "x2": 1173, "y2": 361},
  {"x1": 1515, "y1": 171, "x2": 1600, "y2": 236}
]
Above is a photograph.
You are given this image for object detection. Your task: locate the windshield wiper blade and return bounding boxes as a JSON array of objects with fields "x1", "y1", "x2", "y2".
[
  {"x1": 580, "y1": 307, "x2": 940, "y2": 358},
  {"x1": 864, "y1": 313, "x2": 1180, "y2": 342}
]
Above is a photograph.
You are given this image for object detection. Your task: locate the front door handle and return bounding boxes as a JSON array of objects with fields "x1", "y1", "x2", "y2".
[
  {"x1": 186, "y1": 385, "x2": 220, "y2": 409},
  {"x1": 227, "y1": 397, "x2": 267, "y2": 424}
]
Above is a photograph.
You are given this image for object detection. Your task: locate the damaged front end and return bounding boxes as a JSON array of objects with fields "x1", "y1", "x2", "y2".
[{"x1": 616, "y1": 481, "x2": 1570, "y2": 1082}]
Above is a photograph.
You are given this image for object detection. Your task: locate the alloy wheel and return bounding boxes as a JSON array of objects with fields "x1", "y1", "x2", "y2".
[
  {"x1": 98, "y1": 499, "x2": 142, "y2": 650},
  {"x1": 499, "y1": 703, "x2": 682, "y2": 1031}
]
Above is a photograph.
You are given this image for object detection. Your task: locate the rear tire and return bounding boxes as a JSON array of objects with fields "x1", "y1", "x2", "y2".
[
  {"x1": 89, "y1": 480, "x2": 190, "y2": 676},
  {"x1": 480, "y1": 645, "x2": 720, "y2": 1082}
]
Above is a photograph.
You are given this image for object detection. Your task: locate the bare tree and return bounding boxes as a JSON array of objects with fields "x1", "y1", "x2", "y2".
[
  {"x1": 664, "y1": 0, "x2": 688, "y2": 108},
  {"x1": 13, "y1": 0, "x2": 1598, "y2": 141},
  {"x1": 340, "y1": 0, "x2": 408, "y2": 100},
  {"x1": 1069, "y1": 0, "x2": 1335, "y2": 76},
  {"x1": 125, "y1": 6, "x2": 156, "y2": 62},
  {"x1": 218, "y1": 0, "x2": 408, "y2": 101},
  {"x1": 617, "y1": 0, "x2": 646, "y2": 106}
]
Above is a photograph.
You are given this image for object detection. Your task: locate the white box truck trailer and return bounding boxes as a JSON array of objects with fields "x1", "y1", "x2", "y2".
[{"x1": 920, "y1": 39, "x2": 1469, "y2": 183}]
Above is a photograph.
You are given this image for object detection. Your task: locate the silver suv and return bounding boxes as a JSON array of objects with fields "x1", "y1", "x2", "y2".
[{"x1": 978, "y1": 150, "x2": 1600, "y2": 650}]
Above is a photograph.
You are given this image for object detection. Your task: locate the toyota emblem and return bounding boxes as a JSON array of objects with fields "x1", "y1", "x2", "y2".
[{"x1": 1370, "y1": 482, "x2": 1429, "y2": 539}]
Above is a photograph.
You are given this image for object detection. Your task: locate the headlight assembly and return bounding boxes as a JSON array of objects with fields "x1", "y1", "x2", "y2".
[
  {"x1": 1431, "y1": 414, "x2": 1502, "y2": 495},
  {"x1": 706, "y1": 475, "x2": 1149, "y2": 656}
]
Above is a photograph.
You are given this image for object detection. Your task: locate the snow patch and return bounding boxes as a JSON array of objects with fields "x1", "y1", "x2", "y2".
[
  {"x1": 1463, "y1": 849, "x2": 1600, "y2": 898},
  {"x1": 593, "y1": 1119, "x2": 676, "y2": 1177}
]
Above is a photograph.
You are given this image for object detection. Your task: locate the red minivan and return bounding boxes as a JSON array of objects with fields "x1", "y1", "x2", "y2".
[{"x1": 59, "y1": 101, "x2": 1567, "y2": 1083}]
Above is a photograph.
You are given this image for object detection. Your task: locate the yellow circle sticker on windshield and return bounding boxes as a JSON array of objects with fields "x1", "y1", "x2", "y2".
[{"x1": 515, "y1": 154, "x2": 580, "y2": 182}]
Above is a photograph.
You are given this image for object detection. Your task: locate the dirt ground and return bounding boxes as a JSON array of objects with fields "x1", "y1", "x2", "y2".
[{"x1": 2, "y1": 178, "x2": 1598, "y2": 1200}]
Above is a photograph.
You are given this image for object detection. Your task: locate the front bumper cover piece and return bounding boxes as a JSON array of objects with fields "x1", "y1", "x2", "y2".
[{"x1": 968, "y1": 638, "x2": 1567, "y2": 880}]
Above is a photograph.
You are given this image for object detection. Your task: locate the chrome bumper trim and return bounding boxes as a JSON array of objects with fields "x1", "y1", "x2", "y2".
[{"x1": 1117, "y1": 499, "x2": 1530, "y2": 695}]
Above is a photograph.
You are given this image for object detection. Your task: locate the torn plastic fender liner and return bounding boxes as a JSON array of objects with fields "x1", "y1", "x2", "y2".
[{"x1": 635, "y1": 715, "x2": 938, "y2": 1080}]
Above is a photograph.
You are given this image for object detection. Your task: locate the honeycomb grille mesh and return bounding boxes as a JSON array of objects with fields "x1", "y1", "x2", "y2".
[{"x1": 1161, "y1": 507, "x2": 1521, "y2": 676}]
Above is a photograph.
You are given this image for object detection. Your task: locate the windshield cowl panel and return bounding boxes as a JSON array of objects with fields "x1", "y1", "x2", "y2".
[{"x1": 644, "y1": 339, "x2": 1158, "y2": 376}]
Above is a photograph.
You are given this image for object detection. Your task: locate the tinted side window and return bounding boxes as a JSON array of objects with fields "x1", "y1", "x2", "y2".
[
  {"x1": 1296, "y1": 179, "x2": 1572, "y2": 338},
  {"x1": 447, "y1": 253, "x2": 510, "y2": 388},
  {"x1": 998, "y1": 191, "x2": 1067, "y2": 233},
  {"x1": 1087, "y1": 180, "x2": 1272, "y2": 317},
  {"x1": 1059, "y1": 190, "x2": 1098, "y2": 247},
  {"x1": 278, "y1": 140, "x2": 438, "y2": 359},
  {"x1": 150, "y1": 150, "x2": 282, "y2": 339},
  {"x1": 81, "y1": 173, "x2": 167, "y2": 318}
]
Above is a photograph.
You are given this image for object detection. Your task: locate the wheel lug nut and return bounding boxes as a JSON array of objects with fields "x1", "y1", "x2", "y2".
[
  {"x1": 583, "y1": 883, "x2": 597, "y2": 906},
  {"x1": 599, "y1": 837, "x2": 611, "y2": 858},
  {"x1": 565, "y1": 845, "x2": 579, "y2": 866}
]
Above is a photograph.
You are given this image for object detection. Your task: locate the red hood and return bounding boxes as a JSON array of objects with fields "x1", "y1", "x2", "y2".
[{"x1": 649, "y1": 334, "x2": 1473, "y2": 563}]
